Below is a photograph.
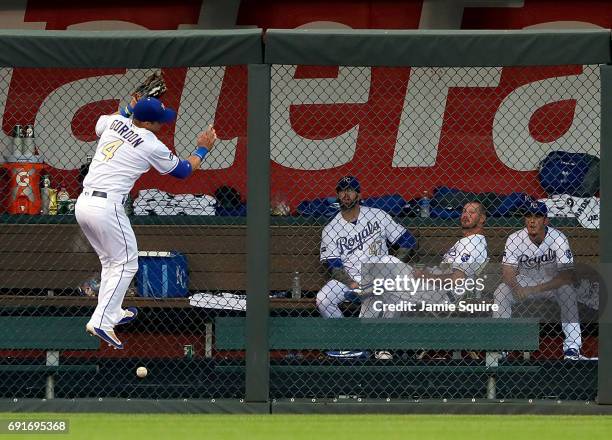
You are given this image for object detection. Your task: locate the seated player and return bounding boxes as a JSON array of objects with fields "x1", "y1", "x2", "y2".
[
  {"x1": 316, "y1": 176, "x2": 417, "y2": 360},
  {"x1": 410, "y1": 201, "x2": 489, "y2": 307},
  {"x1": 492, "y1": 201, "x2": 595, "y2": 361}
]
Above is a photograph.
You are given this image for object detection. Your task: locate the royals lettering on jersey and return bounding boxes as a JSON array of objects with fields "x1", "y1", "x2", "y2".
[
  {"x1": 518, "y1": 248, "x2": 556, "y2": 269},
  {"x1": 320, "y1": 206, "x2": 406, "y2": 278},
  {"x1": 502, "y1": 226, "x2": 573, "y2": 283},
  {"x1": 336, "y1": 220, "x2": 381, "y2": 255},
  {"x1": 109, "y1": 120, "x2": 144, "y2": 148}
]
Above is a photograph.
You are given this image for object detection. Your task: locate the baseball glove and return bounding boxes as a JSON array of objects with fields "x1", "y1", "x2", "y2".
[{"x1": 134, "y1": 71, "x2": 167, "y2": 99}]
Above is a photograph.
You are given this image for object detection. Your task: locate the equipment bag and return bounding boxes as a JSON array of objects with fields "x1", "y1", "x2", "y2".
[{"x1": 539, "y1": 151, "x2": 600, "y2": 197}]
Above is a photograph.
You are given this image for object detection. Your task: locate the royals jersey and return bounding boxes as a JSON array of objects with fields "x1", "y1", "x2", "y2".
[
  {"x1": 441, "y1": 234, "x2": 488, "y2": 279},
  {"x1": 82, "y1": 114, "x2": 179, "y2": 195},
  {"x1": 502, "y1": 226, "x2": 573, "y2": 283},
  {"x1": 320, "y1": 206, "x2": 406, "y2": 279}
]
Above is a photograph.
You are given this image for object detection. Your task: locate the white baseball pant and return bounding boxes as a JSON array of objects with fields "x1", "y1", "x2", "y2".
[
  {"x1": 492, "y1": 282, "x2": 582, "y2": 351},
  {"x1": 316, "y1": 255, "x2": 405, "y2": 318},
  {"x1": 75, "y1": 190, "x2": 139, "y2": 331}
]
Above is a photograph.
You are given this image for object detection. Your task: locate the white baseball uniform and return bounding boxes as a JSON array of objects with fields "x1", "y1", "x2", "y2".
[
  {"x1": 493, "y1": 226, "x2": 581, "y2": 351},
  {"x1": 316, "y1": 206, "x2": 408, "y2": 318},
  {"x1": 75, "y1": 114, "x2": 179, "y2": 331},
  {"x1": 442, "y1": 233, "x2": 488, "y2": 278},
  {"x1": 390, "y1": 233, "x2": 488, "y2": 317}
]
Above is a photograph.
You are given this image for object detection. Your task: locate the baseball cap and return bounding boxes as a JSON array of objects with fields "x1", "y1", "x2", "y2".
[
  {"x1": 336, "y1": 176, "x2": 360, "y2": 193},
  {"x1": 132, "y1": 97, "x2": 176, "y2": 123},
  {"x1": 523, "y1": 201, "x2": 548, "y2": 217}
]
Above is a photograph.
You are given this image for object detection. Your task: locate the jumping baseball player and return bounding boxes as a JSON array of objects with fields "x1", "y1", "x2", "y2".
[
  {"x1": 75, "y1": 96, "x2": 217, "y2": 349},
  {"x1": 317, "y1": 176, "x2": 417, "y2": 359},
  {"x1": 492, "y1": 201, "x2": 594, "y2": 361}
]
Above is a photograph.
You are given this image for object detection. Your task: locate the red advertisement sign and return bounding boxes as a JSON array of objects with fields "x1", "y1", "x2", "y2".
[{"x1": 0, "y1": 1, "x2": 607, "y2": 208}]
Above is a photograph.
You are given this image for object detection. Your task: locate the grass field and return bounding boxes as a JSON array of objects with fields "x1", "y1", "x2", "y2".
[{"x1": 2, "y1": 414, "x2": 612, "y2": 439}]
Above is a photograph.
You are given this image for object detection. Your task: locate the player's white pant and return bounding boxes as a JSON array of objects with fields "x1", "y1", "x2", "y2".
[
  {"x1": 492, "y1": 282, "x2": 582, "y2": 351},
  {"x1": 316, "y1": 255, "x2": 404, "y2": 318},
  {"x1": 75, "y1": 190, "x2": 139, "y2": 331}
]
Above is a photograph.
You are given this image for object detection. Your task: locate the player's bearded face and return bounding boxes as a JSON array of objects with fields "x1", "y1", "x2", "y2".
[
  {"x1": 338, "y1": 189, "x2": 359, "y2": 210},
  {"x1": 461, "y1": 205, "x2": 481, "y2": 230}
]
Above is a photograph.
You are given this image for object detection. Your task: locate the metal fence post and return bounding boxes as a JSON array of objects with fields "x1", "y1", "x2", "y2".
[
  {"x1": 598, "y1": 64, "x2": 612, "y2": 404},
  {"x1": 246, "y1": 63, "x2": 271, "y2": 403}
]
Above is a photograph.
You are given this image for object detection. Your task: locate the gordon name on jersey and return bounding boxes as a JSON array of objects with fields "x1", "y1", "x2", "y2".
[{"x1": 108, "y1": 119, "x2": 144, "y2": 148}]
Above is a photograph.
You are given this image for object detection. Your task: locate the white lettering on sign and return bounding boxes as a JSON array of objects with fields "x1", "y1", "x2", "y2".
[
  {"x1": 175, "y1": 66, "x2": 236, "y2": 169},
  {"x1": 0, "y1": 0, "x2": 46, "y2": 30},
  {"x1": 270, "y1": 65, "x2": 371, "y2": 170},
  {"x1": 35, "y1": 70, "x2": 153, "y2": 170},
  {"x1": 0, "y1": 68, "x2": 14, "y2": 160},
  {"x1": 493, "y1": 65, "x2": 600, "y2": 171},
  {"x1": 393, "y1": 66, "x2": 502, "y2": 167},
  {"x1": 67, "y1": 21, "x2": 148, "y2": 30}
]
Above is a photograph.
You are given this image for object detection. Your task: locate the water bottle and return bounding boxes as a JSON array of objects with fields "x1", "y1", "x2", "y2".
[
  {"x1": 57, "y1": 188, "x2": 70, "y2": 214},
  {"x1": 419, "y1": 191, "x2": 431, "y2": 218},
  {"x1": 11, "y1": 125, "x2": 24, "y2": 156},
  {"x1": 291, "y1": 271, "x2": 301, "y2": 299},
  {"x1": 40, "y1": 175, "x2": 51, "y2": 215},
  {"x1": 22, "y1": 125, "x2": 36, "y2": 156}
]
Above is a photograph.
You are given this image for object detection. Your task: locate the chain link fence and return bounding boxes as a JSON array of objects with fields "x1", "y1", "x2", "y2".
[
  {"x1": 0, "y1": 66, "x2": 247, "y2": 399},
  {"x1": 0, "y1": 32, "x2": 606, "y2": 408},
  {"x1": 267, "y1": 64, "x2": 600, "y2": 401}
]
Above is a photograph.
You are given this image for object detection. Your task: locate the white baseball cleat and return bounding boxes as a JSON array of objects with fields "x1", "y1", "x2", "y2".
[
  {"x1": 375, "y1": 350, "x2": 393, "y2": 360},
  {"x1": 563, "y1": 349, "x2": 597, "y2": 361},
  {"x1": 325, "y1": 350, "x2": 369, "y2": 359},
  {"x1": 117, "y1": 307, "x2": 138, "y2": 326},
  {"x1": 86, "y1": 323, "x2": 124, "y2": 350}
]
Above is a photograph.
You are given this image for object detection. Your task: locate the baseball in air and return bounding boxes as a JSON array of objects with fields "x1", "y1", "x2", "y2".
[{"x1": 136, "y1": 366, "x2": 148, "y2": 378}]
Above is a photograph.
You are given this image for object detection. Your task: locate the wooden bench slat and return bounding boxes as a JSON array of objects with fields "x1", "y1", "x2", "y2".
[
  {"x1": 215, "y1": 317, "x2": 540, "y2": 351},
  {"x1": 0, "y1": 253, "x2": 100, "y2": 271},
  {"x1": 0, "y1": 270, "x2": 305, "y2": 291},
  {"x1": 0, "y1": 271, "x2": 99, "y2": 289},
  {"x1": 0, "y1": 225, "x2": 247, "y2": 254},
  {"x1": 141, "y1": 236, "x2": 245, "y2": 254},
  {"x1": 1, "y1": 224, "x2": 599, "y2": 293}
]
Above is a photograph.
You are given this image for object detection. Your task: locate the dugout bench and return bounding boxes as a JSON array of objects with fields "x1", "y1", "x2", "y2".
[
  {"x1": 0, "y1": 218, "x2": 597, "y2": 399},
  {"x1": 214, "y1": 317, "x2": 541, "y2": 399},
  {"x1": 0, "y1": 217, "x2": 598, "y2": 310},
  {"x1": 0, "y1": 316, "x2": 99, "y2": 399}
]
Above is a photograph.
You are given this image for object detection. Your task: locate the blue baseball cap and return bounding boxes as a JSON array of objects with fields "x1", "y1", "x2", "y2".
[
  {"x1": 132, "y1": 97, "x2": 176, "y2": 123},
  {"x1": 336, "y1": 176, "x2": 360, "y2": 193},
  {"x1": 523, "y1": 201, "x2": 548, "y2": 217}
]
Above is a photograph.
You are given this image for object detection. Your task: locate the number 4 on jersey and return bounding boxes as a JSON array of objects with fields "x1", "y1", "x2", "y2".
[{"x1": 101, "y1": 140, "x2": 124, "y2": 161}]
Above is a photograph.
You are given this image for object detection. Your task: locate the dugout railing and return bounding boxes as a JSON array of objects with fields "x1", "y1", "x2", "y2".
[{"x1": 0, "y1": 29, "x2": 611, "y2": 414}]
